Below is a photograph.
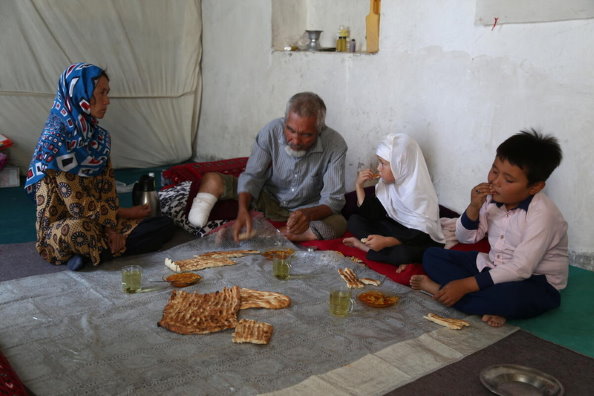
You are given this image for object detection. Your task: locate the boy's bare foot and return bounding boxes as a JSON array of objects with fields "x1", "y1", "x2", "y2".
[
  {"x1": 395, "y1": 264, "x2": 408, "y2": 273},
  {"x1": 410, "y1": 275, "x2": 440, "y2": 295},
  {"x1": 342, "y1": 237, "x2": 370, "y2": 252},
  {"x1": 482, "y1": 314, "x2": 506, "y2": 327}
]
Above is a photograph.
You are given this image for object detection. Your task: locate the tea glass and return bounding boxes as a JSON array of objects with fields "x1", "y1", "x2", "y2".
[
  {"x1": 272, "y1": 252, "x2": 293, "y2": 280},
  {"x1": 121, "y1": 265, "x2": 143, "y2": 293},
  {"x1": 329, "y1": 288, "x2": 355, "y2": 317}
]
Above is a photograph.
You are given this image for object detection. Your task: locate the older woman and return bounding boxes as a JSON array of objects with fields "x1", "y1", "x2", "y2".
[{"x1": 25, "y1": 63, "x2": 175, "y2": 270}]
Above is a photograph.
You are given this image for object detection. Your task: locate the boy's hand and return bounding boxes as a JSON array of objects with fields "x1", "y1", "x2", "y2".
[
  {"x1": 466, "y1": 182, "x2": 493, "y2": 220},
  {"x1": 470, "y1": 182, "x2": 492, "y2": 209},
  {"x1": 433, "y1": 277, "x2": 479, "y2": 306}
]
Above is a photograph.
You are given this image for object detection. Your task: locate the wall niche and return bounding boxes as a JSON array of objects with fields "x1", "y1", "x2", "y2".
[{"x1": 271, "y1": 0, "x2": 380, "y2": 53}]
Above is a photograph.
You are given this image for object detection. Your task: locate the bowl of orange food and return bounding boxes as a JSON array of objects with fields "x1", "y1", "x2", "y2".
[
  {"x1": 358, "y1": 290, "x2": 400, "y2": 308},
  {"x1": 163, "y1": 272, "x2": 202, "y2": 288}
]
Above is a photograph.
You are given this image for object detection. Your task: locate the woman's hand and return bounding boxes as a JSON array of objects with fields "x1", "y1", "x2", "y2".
[
  {"x1": 105, "y1": 228, "x2": 126, "y2": 254},
  {"x1": 363, "y1": 234, "x2": 400, "y2": 251},
  {"x1": 119, "y1": 204, "x2": 151, "y2": 219}
]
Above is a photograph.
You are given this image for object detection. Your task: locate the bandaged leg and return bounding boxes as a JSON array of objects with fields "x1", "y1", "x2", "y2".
[{"x1": 188, "y1": 192, "x2": 218, "y2": 227}]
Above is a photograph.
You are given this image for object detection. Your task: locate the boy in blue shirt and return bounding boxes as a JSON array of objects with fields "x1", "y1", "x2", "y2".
[{"x1": 411, "y1": 130, "x2": 568, "y2": 327}]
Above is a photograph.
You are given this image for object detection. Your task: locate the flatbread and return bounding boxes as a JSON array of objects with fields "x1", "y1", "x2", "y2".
[
  {"x1": 338, "y1": 268, "x2": 365, "y2": 289},
  {"x1": 232, "y1": 319, "x2": 273, "y2": 345},
  {"x1": 165, "y1": 256, "x2": 236, "y2": 272},
  {"x1": 239, "y1": 288, "x2": 291, "y2": 309},
  {"x1": 199, "y1": 249, "x2": 260, "y2": 258},
  {"x1": 261, "y1": 248, "x2": 295, "y2": 260},
  {"x1": 423, "y1": 313, "x2": 470, "y2": 330},
  {"x1": 158, "y1": 287, "x2": 241, "y2": 335}
]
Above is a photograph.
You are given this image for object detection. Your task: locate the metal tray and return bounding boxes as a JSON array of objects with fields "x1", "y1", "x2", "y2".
[{"x1": 480, "y1": 364, "x2": 564, "y2": 395}]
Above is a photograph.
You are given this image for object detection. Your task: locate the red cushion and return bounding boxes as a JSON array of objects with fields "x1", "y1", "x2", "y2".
[
  {"x1": 450, "y1": 238, "x2": 491, "y2": 253},
  {"x1": 299, "y1": 235, "x2": 426, "y2": 286},
  {"x1": 0, "y1": 351, "x2": 28, "y2": 395},
  {"x1": 162, "y1": 157, "x2": 248, "y2": 187}
]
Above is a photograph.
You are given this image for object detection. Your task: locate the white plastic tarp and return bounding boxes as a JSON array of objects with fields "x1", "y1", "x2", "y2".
[{"x1": 0, "y1": 0, "x2": 202, "y2": 171}]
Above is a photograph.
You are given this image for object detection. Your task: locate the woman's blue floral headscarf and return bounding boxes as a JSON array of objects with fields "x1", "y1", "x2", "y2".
[{"x1": 25, "y1": 62, "x2": 111, "y2": 195}]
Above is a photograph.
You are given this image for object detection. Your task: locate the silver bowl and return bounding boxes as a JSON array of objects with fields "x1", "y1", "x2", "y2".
[{"x1": 480, "y1": 364, "x2": 564, "y2": 395}]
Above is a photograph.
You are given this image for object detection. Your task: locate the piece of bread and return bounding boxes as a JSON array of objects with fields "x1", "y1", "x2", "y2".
[
  {"x1": 237, "y1": 230, "x2": 257, "y2": 241},
  {"x1": 239, "y1": 288, "x2": 291, "y2": 309},
  {"x1": 423, "y1": 313, "x2": 470, "y2": 330},
  {"x1": 338, "y1": 268, "x2": 365, "y2": 289},
  {"x1": 347, "y1": 256, "x2": 364, "y2": 264},
  {"x1": 158, "y1": 287, "x2": 241, "y2": 334},
  {"x1": 232, "y1": 319, "x2": 273, "y2": 344},
  {"x1": 164, "y1": 256, "x2": 236, "y2": 273},
  {"x1": 199, "y1": 249, "x2": 260, "y2": 258},
  {"x1": 359, "y1": 277, "x2": 381, "y2": 286},
  {"x1": 261, "y1": 248, "x2": 295, "y2": 260}
]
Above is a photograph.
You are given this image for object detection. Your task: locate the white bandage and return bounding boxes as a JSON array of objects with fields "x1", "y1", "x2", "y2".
[{"x1": 188, "y1": 192, "x2": 218, "y2": 227}]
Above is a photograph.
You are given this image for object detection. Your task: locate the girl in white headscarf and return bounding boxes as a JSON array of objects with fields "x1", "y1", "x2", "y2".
[{"x1": 343, "y1": 133, "x2": 445, "y2": 272}]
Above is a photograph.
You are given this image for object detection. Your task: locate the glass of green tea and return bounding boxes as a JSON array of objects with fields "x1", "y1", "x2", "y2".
[
  {"x1": 272, "y1": 252, "x2": 293, "y2": 280},
  {"x1": 121, "y1": 265, "x2": 143, "y2": 293},
  {"x1": 329, "y1": 288, "x2": 354, "y2": 317}
]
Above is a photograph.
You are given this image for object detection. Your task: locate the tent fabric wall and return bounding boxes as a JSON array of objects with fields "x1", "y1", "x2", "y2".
[{"x1": 0, "y1": 0, "x2": 202, "y2": 171}]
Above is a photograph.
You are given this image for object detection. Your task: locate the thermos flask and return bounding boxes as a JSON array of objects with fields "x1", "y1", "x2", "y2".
[{"x1": 132, "y1": 172, "x2": 161, "y2": 217}]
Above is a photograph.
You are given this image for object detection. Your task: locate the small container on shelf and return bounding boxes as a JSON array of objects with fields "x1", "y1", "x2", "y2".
[{"x1": 335, "y1": 25, "x2": 350, "y2": 52}]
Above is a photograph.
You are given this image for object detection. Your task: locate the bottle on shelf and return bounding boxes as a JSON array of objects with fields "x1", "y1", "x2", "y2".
[
  {"x1": 348, "y1": 39, "x2": 356, "y2": 53},
  {"x1": 336, "y1": 25, "x2": 350, "y2": 52},
  {"x1": 366, "y1": 0, "x2": 380, "y2": 53}
]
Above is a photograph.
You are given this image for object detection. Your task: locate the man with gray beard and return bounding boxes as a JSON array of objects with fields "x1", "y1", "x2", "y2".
[{"x1": 188, "y1": 92, "x2": 348, "y2": 242}]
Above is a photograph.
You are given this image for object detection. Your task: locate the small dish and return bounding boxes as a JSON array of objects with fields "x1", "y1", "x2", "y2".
[
  {"x1": 163, "y1": 272, "x2": 201, "y2": 288},
  {"x1": 480, "y1": 364, "x2": 564, "y2": 396},
  {"x1": 358, "y1": 290, "x2": 399, "y2": 308}
]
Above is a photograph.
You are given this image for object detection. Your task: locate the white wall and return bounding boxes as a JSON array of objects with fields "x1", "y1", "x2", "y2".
[{"x1": 197, "y1": 0, "x2": 594, "y2": 263}]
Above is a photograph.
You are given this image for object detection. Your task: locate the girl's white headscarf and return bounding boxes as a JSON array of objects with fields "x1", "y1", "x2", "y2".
[{"x1": 375, "y1": 133, "x2": 445, "y2": 244}]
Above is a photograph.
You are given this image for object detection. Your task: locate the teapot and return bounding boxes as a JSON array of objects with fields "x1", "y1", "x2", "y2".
[{"x1": 132, "y1": 173, "x2": 161, "y2": 217}]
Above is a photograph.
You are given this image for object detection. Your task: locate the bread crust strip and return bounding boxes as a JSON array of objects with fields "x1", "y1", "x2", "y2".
[
  {"x1": 360, "y1": 277, "x2": 381, "y2": 286},
  {"x1": 423, "y1": 313, "x2": 470, "y2": 330},
  {"x1": 239, "y1": 288, "x2": 291, "y2": 310}
]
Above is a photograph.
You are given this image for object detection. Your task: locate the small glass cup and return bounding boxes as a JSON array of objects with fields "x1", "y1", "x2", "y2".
[
  {"x1": 272, "y1": 252, "x2": 292, "y2": 280},
  {"x1": 121, "y1": 265, "x2": 142, "y2": 293},
  {"x1": 329, "y1": 288, "x2": 355, "y2": 317}
]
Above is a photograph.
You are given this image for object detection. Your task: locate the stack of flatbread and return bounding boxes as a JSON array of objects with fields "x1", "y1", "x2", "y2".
[
  {"x1": 158, "y1": 286, "x2": 291, "y2": 344},
  {"x1": 164, "y1": 249, "x2": 260, "y2": 272}
]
